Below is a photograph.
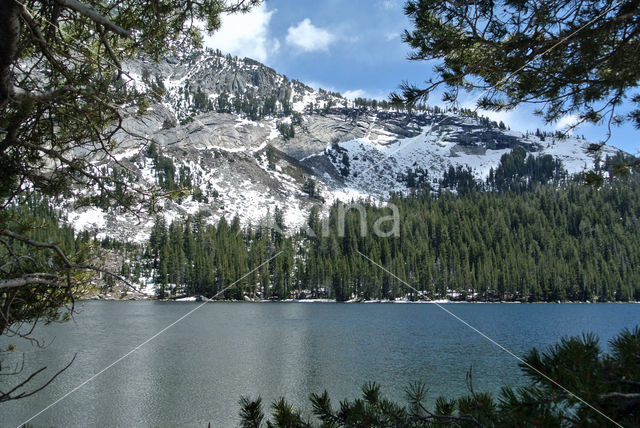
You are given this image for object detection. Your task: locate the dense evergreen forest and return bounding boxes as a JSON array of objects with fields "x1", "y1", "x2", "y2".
[
  {"x1": 0, "y1": 196, "x2": 97, "y2": 331},
  {"x1": 126, "y1": 150, "x2": 640, "y2": 303},
  {"x1": 16, "y1": 150, "x2": 637, "y2": 303},
  {"x1": 0, "y1": 195, "x2": 87, "y2": 272}
]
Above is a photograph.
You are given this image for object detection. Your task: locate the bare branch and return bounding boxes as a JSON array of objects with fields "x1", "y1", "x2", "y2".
[
  {"x1": 0, "y1": 229, "x2": 74, "y2": 267},
  {"x1": 606, "y1": 379, "x2": 640, "y2": 388},
  {"x1": 0, "y1": 229, "x2": 142, "y2": 292},
  {"x1": 17, "y1": 1, "x2": 73, "y2": 83},
  {"x1": 12, "y1": 85, "x2": 77, "y2": 103},
  {"x1": 98, "y1": 27, "x2": 122, "y2": 75},
  {"x1": 13, "y1": 140, "x2": 152, "y2": 218},
  {"x1": 416, "y1": 400, "x2": 485, "y2": 427},
  {"x1": 55, "y1": 0, "x2": 130, "y2": 37},
  {"x1": 0, "y1": 354, "x2": 76, "y2": 403},
  {"x1": 0, "y1": 273, "x2": 65, "y2": 290},
  {"x1": 0, "y1": 254, "x2": 36, "y2": 272},
  {"x1": 601, "y1": 392, "x2": 640, "y2": 399}
]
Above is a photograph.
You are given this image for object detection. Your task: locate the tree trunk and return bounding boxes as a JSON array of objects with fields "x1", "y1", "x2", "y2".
[{"x1": 0, "y1": 0, "x2": 20, "y2": 109}]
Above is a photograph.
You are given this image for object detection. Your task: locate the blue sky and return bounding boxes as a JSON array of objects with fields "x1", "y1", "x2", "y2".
[{"x1": 204, "y1": 0, "x2": 638, "y2": 153}]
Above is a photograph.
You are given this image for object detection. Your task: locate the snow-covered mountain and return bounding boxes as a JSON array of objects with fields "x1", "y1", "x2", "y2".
[{"x1": 67, "y1": 48, "x2": 621, "y2": 241}]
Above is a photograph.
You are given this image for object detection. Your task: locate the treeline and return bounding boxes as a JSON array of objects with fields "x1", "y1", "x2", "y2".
[
  {"x1": 143, "y1": 209, "x2": 297, "y2": 300},
  {"x1": 137, "y1": 176, "x2": 640, "y2": 302},
  {"x1": 404, "y1": 146, "x2": 566, "y2": 195},
  {"x1": 142, "y1": 141, "x2": 218, "y2": 202},
  {"x1": 413, "y1": 147, "x2": 621, "y2": 195},
  {"x1": 213, "y1": 90, "x2": 292, "y2": 121},
  {"x1": 306, "y1": 182, "x2": 640, "y2": 302},
  {"x1": 486, "y1": 147, "x2": 566, "y2": 192},
  {"x1": 0, "y1": 195, "x2": 95, "y2": 308}
]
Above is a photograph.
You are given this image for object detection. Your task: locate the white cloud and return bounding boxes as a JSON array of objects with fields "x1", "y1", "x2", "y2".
[
  {"x1": 343, "y1": 89, "x2": 388, "y2": 100},
  {"x1": 378, "y1": 0, "x2": 402, "y2": 10},
  {"x1": 343, "y1": 89, "x2": 368, "y2": 99},
  {"x1": 385, "y1": 32, "x2": 400, "y2": 41},
  {"x1": 554, "y1": 114, "x2": 581, "y2": 132},
  {"x1": 203, "y1": 4, "x2": 279, "y2": 63},
  {"x1": 285, "y1": 18, "x2": 336, "y2": 52}
]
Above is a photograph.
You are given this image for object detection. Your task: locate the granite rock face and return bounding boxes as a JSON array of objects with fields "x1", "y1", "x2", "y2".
[{"x1": 70, "y1": 49, "x2": 620, "y2": 241}]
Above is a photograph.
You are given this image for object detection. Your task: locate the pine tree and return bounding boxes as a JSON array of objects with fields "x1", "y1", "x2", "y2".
[
  {"x1": 239, "y1": 327, "x2": 640, "y2": 427},
  {"x1": 392, "y1": 0, "x2": 640, "y2": 131}
]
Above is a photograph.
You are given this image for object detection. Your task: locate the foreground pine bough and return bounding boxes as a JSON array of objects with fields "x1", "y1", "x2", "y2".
[{"x1": 238, "y1": 327, "x2": 640, "y2": 427}]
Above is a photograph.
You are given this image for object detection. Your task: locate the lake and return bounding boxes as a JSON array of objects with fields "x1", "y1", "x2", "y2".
[{"x1": 2, "y1": 301, "x2": 639, "y2": 427}]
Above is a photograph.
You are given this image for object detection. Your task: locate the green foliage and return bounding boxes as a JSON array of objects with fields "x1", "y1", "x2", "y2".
[
  {"x1": 146, "y1": 213, "x2": 295, "y2": 300},
  {"x1": 139, "y1": 175, "x2": 640, "y2": 303},
  {"x1": 302, "y1": 178, "x2": 323, "y2": 201},
  {"x1": 352, "y1": 96, "x2": 432, "y2": 112},
  {"x1": 297, "y1": 177, "x2": 640, "y2": 302},
  {"x1": 0, "y1": 0, "x2": 261, "y2": 403},
  {"x1": 238, "y1": 327, "x2": 640, "y2": 427},
  {"x1": 215, "y1": 90, "x2": 292, "y2": 118},
  {"x1": 405, "y1": 167, "x2": 431, "y2": 190},
  {"x1": 440, "y1": 165, "x2": 478, "y2": 194},
  {"x1": 239, "y1": 396, "x2": 265, "y2": 428},
  {"x1": 217, "y1": 92, "x2": 231, "y2": 113},
  {"x1": 146, "y1": 142, "x2": 178, "y2": 191},
  {"x1": 339, "y1": 153, "x2": 350, "y2": 177},
  {"x1": 230, "y1": 91, "x2": 264, "y2": 120},
  {"x1": 277, "y1": 121, "x2": 295, "y2": 140},
  {"x1": 486, "y1": 147, "x2": 566, "y2": 192},
  {"x1": 145, "y1": 141, "x2": 201, "y2": 198},
  {"x1": 162, "y1": 118, "x2": 175, "y2": 130},
  {"x1": 393, "y1": 0, "x2": 640, "y2": 132},
  {"x1": 0, "y1": 194, "x2": 92, "y2": 336},
  {"x1": 190, "y1": 88, "x2": 213, "y2": 112}
]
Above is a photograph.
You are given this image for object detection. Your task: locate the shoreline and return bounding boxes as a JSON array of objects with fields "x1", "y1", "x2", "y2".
[{"x1": 80, "y1": 296, "x2": 640, "y2": 304}]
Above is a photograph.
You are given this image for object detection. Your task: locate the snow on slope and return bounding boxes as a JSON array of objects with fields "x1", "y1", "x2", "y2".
[
  {"x1": 64, "y1": 52, "x2": 626, "y2": 241},
  {"x1": 316, "y1": 114, "x2": 611, "y2": 199},
  {"x1": 73, "y1": 116, "x2": 622, "y2": 241}
]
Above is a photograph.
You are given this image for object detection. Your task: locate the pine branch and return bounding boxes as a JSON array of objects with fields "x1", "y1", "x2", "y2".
[
  {"x1": 601, "y1": 392, "x2": 640, "y2": 399},
  {"x1": 0, "y1": 229, "x2": 142, "y2": 292},
  {"x1": 0, "y1": 353, "x2": 76, "y2": 403},
  {"x1": 55, "y1": 0, "x2": 130, "y2": 37},
  {"x1": 0, "y1": 273, "x2": 64, "y2": 290}
]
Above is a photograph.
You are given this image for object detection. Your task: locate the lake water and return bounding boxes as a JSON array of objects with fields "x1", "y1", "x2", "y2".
[{"x1": 2, "y1": 301, "x2": 639, "y2": 427}]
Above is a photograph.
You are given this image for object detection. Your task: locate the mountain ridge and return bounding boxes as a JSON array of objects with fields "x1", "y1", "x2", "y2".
[{"x1": 65, "y1": 48, "x2": 622, "y2": 241}]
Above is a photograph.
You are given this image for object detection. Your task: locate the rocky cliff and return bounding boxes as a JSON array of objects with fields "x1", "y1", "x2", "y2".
[{"x1": 66, "y1": 48, "x2": 621, "y2": 241}]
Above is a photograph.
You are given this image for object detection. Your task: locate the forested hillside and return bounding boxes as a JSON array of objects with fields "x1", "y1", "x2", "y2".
[
  {"x1": 131, "y1": 167, "x2": 640, "y2": 302},
  {"x1": 55, "y1": 47, "x2": 623, "y2": 242},
  {"x1": 0, "y1": 195, "x2": 95, "y2": 334}
]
